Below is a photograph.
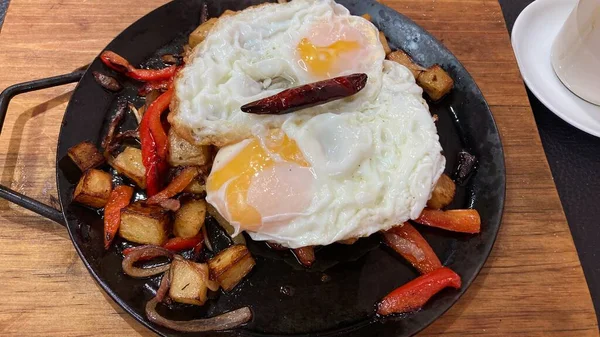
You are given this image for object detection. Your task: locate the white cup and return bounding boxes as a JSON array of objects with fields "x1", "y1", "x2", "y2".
[{"x1": 550, "y1": 0, "x2": 600, "y2": 106}]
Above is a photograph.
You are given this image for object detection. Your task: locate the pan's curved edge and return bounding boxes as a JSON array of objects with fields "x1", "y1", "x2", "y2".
[{"x1": 55, "y1": 1, "x2": 187, "y2": 336}]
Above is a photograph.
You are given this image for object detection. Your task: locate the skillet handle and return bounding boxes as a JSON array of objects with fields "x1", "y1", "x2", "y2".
[{"x1": 0, "y1": 69, "x2": 86, "y2": 226}]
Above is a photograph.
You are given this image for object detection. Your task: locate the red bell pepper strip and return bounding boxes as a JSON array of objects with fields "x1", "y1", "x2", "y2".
[
  {"x1": 377, "y1": 267, "x2": 462, "y2": 316},
  {"x1": 382, "y1": 222, "x2": 442, "y2": 274},
  {"x1": 140, "y1": 88, "x2": 174, "y2": 196},
  {"x1": 163, "y1": 233, "x2": 204, "y2": 252},
  {"x1": 103, "y1": 185, "x2": 134, "y2": 249},
  {"x1": 100, "y1": 51, "x2": 178, "y2": 82},
  {"x1": 414, "y1": 209, "x2": 481, "y2": 234},
  {"x1": 146, "y1": 166, "x2": 200, "y2": 204}
]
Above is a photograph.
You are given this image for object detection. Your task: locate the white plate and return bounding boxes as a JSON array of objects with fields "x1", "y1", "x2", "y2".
[{"x1": 512, "y1": 0, "x2": 600, "y2": 137}]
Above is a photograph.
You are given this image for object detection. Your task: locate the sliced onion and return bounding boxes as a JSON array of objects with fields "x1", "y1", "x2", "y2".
[
  {"x1": 203, "y1": 226, "x2": 213, "y2": 252},
  {"x1": 158, "y1": 198, "x2": 181, "y2": 212},
  {"x1": 122, "y1": 245, "x2": 175, "y2": 278},
  {"x1": 128, "y1": 103, "x2": 142, "y2": 124},
  {"x1": 101, "y1": 100, "x2": 127, "y2": 150},
  {"x1": 155, "y1": 272, "x2": 171, "y2": 303},
  {"x1": 146, "y1": 297, "x2": 252, "y2": 332}
]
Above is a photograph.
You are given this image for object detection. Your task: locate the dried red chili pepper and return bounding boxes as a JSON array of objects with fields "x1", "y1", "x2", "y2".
[{"x1": 241, "y1": 73, "x2": 368, "y2": 115}]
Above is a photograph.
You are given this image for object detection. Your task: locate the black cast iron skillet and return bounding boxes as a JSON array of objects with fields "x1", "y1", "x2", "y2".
[{"x1": 0, "y1": 0, "x2": 506, "y2": 336}]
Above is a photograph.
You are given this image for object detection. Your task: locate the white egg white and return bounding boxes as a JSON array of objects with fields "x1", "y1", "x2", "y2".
[
  {"x1": 171, "y1": 0, "x2": 384, "y2": 146},
  {"x1": 180, "y1": 0, "x2": 445, "y2": 248}
]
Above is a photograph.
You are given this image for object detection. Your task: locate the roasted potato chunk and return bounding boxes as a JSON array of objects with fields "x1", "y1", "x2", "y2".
[
  {"x1": 73, "y1": 169, "x2": 112, "y2": 208},
  {"x1": 169, "y1": 258, "x2": 210, "y2": 306},
  {"x1": 111, "y1": 147, "x2": 146, "y2": 188},
  {"x1": 417, "y1": 64, "x2": 454, "y2": 101},
  {"x1": 119, "y1": 202, "x2": 169, "y2": 245},
  {"x1": 167, "y1": 129, "x2": 213, "y2": 167},
  {"x1": 183, "y1": 179, "x2": 206, "y2": 195},
  {"x1": 379, "y1": 31, "x2": 392, "y2": 55},
  {"x1": 208, "y1": 245, "x2": 255, "y2": 291},
  {"x1": 427, "y1": 174, "x2": 456, "y2": 209},
  {"x1": 361, "y1": 13, "x2": 372, "y2": 21},
  {"x1": 188, "y1": 10, "x2": 236, "y2": 49},
  {"x1": 189, "y1": 17, "x2": 218, "y2": 48},
  {"x1": 67, "y1": 141, "x2": 105, "y2": 171},
  {"x1": 387, "y1": 50, "x2": 426, "y2": 79},
  {"x1": 174, "y1": 199, "x2": 207, "y2": 238}
]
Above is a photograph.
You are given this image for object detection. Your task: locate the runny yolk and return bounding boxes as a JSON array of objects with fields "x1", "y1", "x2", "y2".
[
  {"x1": 206, "y1": 131, "x2": 309, "y2": 231},
  {"x1": 297, "y1": 38, "x2": 361, "y2": 77}
]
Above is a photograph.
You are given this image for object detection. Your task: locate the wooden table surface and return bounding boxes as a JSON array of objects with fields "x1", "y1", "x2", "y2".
[{"x1": 0, "y1": 0, "x2": 598, "y2": 336}]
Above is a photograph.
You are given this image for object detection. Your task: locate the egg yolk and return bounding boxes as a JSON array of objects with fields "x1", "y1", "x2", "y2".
[
  {"x1": 297, "y1": 38, "x2": 361, "y2": 77},
  {"x1": 207, "y1": 131, "x2": 309, "y2": 231}
]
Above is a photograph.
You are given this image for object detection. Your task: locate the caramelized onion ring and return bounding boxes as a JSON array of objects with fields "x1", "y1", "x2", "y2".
[
  {"x1": 155, "y1": 272, "x2": 171, "y2": 303},
  {"x1": 122, "y1": 245, "x2": 174, "y2": 278},
  {"x1": 146, "y1": 298, "x2": 252, "y2": 332}
]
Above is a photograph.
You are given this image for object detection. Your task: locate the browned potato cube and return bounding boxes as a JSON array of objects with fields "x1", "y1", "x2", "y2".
[
  {"x1": 417, "y1": 64, "x2": 454, "y2": 101},
  {"x1": 183, "y1": 179, "x2": 206, "y2": 195},
  {"x1": 73, "y1": 169, "x2": 112, "y2": 208},
  {"x1": 361, "y1": 13, "x2": 372, "y2": 21},
  {"x1": 427, "y1": 174, "x2": 456, "y2": 209},
  {"x1": 174, "y1": 199, "x2": 206, "y2": 238},
  {"x1": 111, "y1": 147, "x2": 146, "y2": 188},
  {"x1": 208, "y1": 245, "x2": 255, "y2": 291},
  {"x1": 189, "y1": 17, "x2": 218, "y2": 48},
  {"x1": 387, "y1": 50, "x2": 426, "y2": 79},
  {"x1": 67, "y1": 141, "x2": 105, "y2": 172},
  {"x1": 188, "y1": 11, "x2": 236, "y2": 49},
  {"x1": 167, "y1": 129, "x2": 213, "y2": 167},
  {"x1": 169, "y1": 258, "x2": 210, "y2": 306},
  {"x1": 379, "y1": 31, "x2": 392, "y2": 55},
  {"x1": 119, "y1": 202, "x2": 169, "y2": 245}
]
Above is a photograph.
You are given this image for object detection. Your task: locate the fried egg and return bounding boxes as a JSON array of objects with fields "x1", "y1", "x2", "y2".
[
  {"x1": 170, "y1": 0, "x2": 384, "y2": 146},
  {"x1": 175, "y1": 0, "x2": 445, "y2": 248}
]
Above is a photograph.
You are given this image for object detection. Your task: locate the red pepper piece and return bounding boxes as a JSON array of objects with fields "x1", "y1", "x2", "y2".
[
  {"x1": 146, "y1": 166, "x2": 200, "y2": 205},
  {"x1": 241, "y1": 73, "x2": 368, "y2": 115},
  {"x1": 377, "y1": 267, "x2": 462, "y2": 316},
  {"x1": 414, "y1": 209, "x2": 481, "y2": 234},
  {"x1": 163, "y1": 233, "x2": 204, "y2": 252},
  {"x1": 126, "y1": 66, "x2": 178, "y2": 82},
  {"x1": 140, "y1": 88, "x2": 174, "y2": 196},
  {"x1": 293, "y1": 246, "x2": 315, "y2": 267},
  {"x1": 103, "y1": 185, "x2": 134, "y2": 249},
  {"x1": 100, "y1": 51, "x2": 178, "y2": 82},
  {"x1": 123, "y1": 233, "x2": 204, "y2": 258},
  {"x1": 382, "y1": 222, "x2": 442, "y2": 274}
]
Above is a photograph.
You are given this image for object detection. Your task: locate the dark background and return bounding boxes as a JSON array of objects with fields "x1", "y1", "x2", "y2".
[{"x1": 0, "y1": 0, "x2": 598, "y2": 323}]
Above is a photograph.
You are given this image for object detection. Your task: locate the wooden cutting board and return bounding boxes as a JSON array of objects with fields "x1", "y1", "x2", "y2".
[{"x1": 0, "y1": 0, "x2": 597, "y2": 335}]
